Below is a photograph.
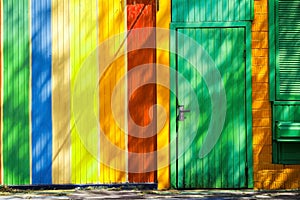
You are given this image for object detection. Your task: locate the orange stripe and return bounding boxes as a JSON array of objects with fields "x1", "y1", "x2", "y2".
[{"x1": 98, "y1": 0, "x2": 127, "y2": 183}]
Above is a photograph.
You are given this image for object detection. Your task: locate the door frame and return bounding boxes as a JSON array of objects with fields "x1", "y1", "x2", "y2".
[{"x1": 169, "y1": 22, "x2": 253, "y2": 188}]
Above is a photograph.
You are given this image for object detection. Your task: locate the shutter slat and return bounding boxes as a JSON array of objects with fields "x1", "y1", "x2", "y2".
[{"x1": 277, "y1": 0, "x2": 300, "y2": 99}]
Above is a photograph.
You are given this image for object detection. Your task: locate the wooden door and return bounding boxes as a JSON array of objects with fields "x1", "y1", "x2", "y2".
[{"x1": 172, "y1": 27, "x2": 248, "y2": 188}]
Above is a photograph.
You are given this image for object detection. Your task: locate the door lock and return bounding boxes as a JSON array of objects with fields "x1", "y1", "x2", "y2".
[{"x1": 177, "y1": 105, "x2": 190, "y2": 121}]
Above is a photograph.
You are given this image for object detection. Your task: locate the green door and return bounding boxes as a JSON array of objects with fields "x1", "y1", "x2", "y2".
[{"x1": 171, "y1": 27, "x2": 249, "y2": 188}]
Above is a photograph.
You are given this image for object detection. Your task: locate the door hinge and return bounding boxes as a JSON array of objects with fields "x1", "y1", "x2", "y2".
[
  {"x1": 156, "y1": 0, "x2": 159, "y2": 11},
  {"x1": 243, "y1": 49, "x2": 246, "y2": 59}
]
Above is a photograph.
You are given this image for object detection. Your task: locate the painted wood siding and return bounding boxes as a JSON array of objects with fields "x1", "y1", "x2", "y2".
[
  {"x1": 0, "y1": 0, "x2": 128, "y2": 185},
  {"x1": 98, "y1": 0, "x2": 127, "y2": 184},
  {"x1": 156, "y1": 0, "x2": 171, "y2": 189},
  {"x1": 51, "y1": 0, "x2": 71, "y2": 184},
  {"x1": 172, "y1": 0, "x2": 253, "y2": 22},
  {"x1": 31, "y1": 0, "x2": 53, "y2": 184},
  {"x1": 127, "y1": 0, "x2": 157, "y2": 183},
  {"x1": 70, "y1": 0, "x2": 99, "y2": 184},
  {"x1": 171, "y1": 26, "x2": 249, "y2": 188},
  {"x1": 3, "y1": 0, "x2": 30, "y2": 185},
  {"x1": 0, "y1": 0, "x2": 2, "y2": 184},
  {"x1": 0, "y1": 0, "x2": 172, "y2": 187}
]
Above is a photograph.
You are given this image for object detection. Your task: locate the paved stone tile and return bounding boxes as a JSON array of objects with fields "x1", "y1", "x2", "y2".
[{"x1": 0, "y1": 189, "x2": 299, "y2": 199}]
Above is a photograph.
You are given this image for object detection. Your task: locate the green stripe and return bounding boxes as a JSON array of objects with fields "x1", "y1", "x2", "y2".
[{"x1": 3, "y1": 0, "x2": 30, "y2": 185}]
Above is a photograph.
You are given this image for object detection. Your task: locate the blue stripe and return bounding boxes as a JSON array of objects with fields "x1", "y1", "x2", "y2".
[{"x1": 31, "y1": 0, "x2": 52, "y2": 184}]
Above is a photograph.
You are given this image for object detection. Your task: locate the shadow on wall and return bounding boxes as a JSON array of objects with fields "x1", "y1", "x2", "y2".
[
  {"x1": 252, "y1": 0, "x2": 300, "y2": 190},
  {"x1": 2, "y1": 0, "x2": 31, "y2": 185},
  {"x1": 173, "y1": 24, "x2": 249, "y2": 188}
]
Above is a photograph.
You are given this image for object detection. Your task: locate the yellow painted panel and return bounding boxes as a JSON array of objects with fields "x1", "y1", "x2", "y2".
[
  {"x1": 98, "y1": 0, "x2": 126, "y2": 183},
  {"x1": 52, "y1": 0, "x2": 71, "y2": 184},
  {"x1": 70, "y1": 0, "x2": 99, "y2": 184},
  {"x1": 157, "y1": 0, "x2": 171, "y2": 190}
]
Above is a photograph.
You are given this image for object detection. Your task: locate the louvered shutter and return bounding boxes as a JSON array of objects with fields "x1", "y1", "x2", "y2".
[{"x1": 276, "y1": 0, "x2": 300, "y2": 100}]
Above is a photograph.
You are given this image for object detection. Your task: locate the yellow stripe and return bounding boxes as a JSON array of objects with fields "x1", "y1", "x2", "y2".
[
  {"x1": 157, "y1": 0, "x2": 171, "y2": 190},
  {"x1": 99, "y1": 0, "x2": 126, "y2": 183},
  {"x1": 70, "y1": 0, "x2": 98, "y2": 184},
  {"x1": 52, "y1": 0, "x2": 71, "y2": 184}
]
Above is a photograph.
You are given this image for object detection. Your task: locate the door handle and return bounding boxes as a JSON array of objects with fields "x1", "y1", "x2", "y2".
[{"x1": 177, "y1": 105, "x2": 190, "y2": 121}]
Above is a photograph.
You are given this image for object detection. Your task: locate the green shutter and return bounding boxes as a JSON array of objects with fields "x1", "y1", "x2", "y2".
[
  {"x1": 272, "y1": 103, "x2": 300, "y2": 164},
  {"x1": 275, "y1": 0, "x2": 300, "y2": 100},
  {"x1": 270, "y1": 0, "x2": 300, "y2": 164}
]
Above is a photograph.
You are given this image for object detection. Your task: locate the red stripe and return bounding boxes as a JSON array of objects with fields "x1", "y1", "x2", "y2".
[{"x1": 127, "y1": 1, "x2": 157, "y2": 183}]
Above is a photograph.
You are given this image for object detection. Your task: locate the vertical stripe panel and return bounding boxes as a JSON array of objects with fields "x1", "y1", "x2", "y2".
[
  {"x1": 127, "y1": 0, "x2": 157, "y2": 183},
  {"x1": 31, "y1": 0, "x2": 52, "y2": 184},
  {"x1": 0, "y1": 0, "x2": 2, "y2": 184},
  {"x1": 98, "y1": 0, "x2": 126, "y2": 183},
  {"x1": 3, "y1": 0, "x2": 30, "y2": 185},
  {"x1": 157, "y1": 0, "x2": 170, "y2": 189},
  {"x1": 70, "y1": 0, "x2": 98, "y2": 184},
  {"x1": 52, "y1": 0, "x2": 71, "y2": 184}
]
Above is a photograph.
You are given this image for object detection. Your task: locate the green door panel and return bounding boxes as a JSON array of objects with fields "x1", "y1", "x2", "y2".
[
  {"x1": 172, "y1": 27, "x2": 247, "y2": 189},
  {"x1": 171, "y1": 0, "x2": 254, "y2": 22}
]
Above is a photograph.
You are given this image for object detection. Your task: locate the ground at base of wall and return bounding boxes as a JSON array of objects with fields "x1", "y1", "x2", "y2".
[{"x1": 0, "y1": 188, "x2": 300, "y2": 199}]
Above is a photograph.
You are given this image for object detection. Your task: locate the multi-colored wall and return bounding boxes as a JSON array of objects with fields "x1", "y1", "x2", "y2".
[
  {"x1": 0, "y1": 0, "x2": 170, "y2": 188},
  {"x1": 0, "y1": 0, "x2": 299, "y2": 190}
]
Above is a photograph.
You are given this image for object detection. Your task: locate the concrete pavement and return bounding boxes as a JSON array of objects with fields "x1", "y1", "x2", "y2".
[{"x1": 0, "y1": 188, "x2": 300, "y2": 199}]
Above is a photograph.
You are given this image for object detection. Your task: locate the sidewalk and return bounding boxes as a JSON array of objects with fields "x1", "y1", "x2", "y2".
[{"x1": 0, "y1": 188, "x2": 300, "y2": 199}]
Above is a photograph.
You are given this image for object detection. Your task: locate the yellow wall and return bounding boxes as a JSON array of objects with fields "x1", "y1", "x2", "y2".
[
  {"x1": 252, "y1": 0, "x2": 300, "y2": 189},
  {"x1": 70, "y1": 0, "x2": 99, "y2": 184}
]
